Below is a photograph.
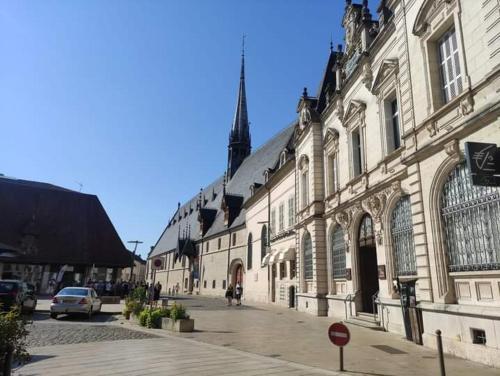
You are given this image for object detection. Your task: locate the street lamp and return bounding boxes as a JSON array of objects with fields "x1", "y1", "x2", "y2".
[{"x1": 127, "y1": 240, "x2": 143, "y2": 283}]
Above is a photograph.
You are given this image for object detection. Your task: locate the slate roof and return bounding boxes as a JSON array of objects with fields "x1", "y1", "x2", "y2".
[
  {"x1": 150, "y1": 123, "x2": 296, "y2": 258},
  {"x1": 0, "y1": 176, "x2": 131, "y2": 267}
]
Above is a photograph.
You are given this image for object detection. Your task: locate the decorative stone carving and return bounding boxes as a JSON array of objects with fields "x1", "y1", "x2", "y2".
[
  {"x1": 413, "y1": 0, "x2": 454, "y2": 37},
  {"x1": 460, "y1": 93, "x2": 474, "y2": 116},
  {"x1": 444, "y1": 139, "x2": 460, "y2": 157},
  {"x1": 336, "y1": 97, "x2": 344, "y2": 122},
  {"x1": 371, "y1": 59, "x2": 399, "y2": 95},
  {"x1": 335, "y1": 210, "x2": 352, "y2": 230},
  {"x1": 426, "y1": 121, "x2": 437, "y2": 137},
  {"x1": 361, "y1": 193, "x2": 386, "y2": 223},
  {"x1": 299, "y1": 106, "x2": 312, "y2": 130},
  {"x1": 362, "y1": 62, "x2": 373, "y2": 90},
  {"x1": 324, "y1": 128, "x2": 340, "y2": 151}
]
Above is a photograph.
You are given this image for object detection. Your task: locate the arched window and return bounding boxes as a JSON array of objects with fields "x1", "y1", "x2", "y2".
[
  {"x1": 247, "y1": 233, "x2": 253, "y2": 270},
  {"x1": 261, "y1": 225, "x2": 268, "y2": 260},
  {"x1": 359, "y1": 214, "x2": 374, "y2": 247},
  {"x1": 441, "y1": 162, "x2": 500, "y2": 271},
  {"x1": 330, "y1": 227, "x2": 346, "y2": 279},
  {"x1": 391, "y1": 196, "x2": 416, "y2": 276},
  {"x1": 303, "y1": 232, "x2": 313, "y2": 280}
]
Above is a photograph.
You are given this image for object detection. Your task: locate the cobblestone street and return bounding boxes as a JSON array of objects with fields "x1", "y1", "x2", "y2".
[{"x1": 26, "y1": 322, "x2": 158, "y2": 347}]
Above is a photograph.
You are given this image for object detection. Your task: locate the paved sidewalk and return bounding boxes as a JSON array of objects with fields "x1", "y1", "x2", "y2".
[
  {"x1": 159, "y1": 295, "x2": 499, "y2": 376},
  {"x1": 16, "y1": 337, "x2": 343, "y2": 376}
]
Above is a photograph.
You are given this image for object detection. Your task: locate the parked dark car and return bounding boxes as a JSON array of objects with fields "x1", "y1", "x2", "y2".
[{"x1": 0, "y1": 279, "x2": 37, "y2": 313}]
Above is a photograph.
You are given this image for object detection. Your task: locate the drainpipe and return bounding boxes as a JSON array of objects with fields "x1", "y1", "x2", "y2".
[
  {"x1": 227, "y1": 230, "x2": 232, "y2": 286},
  {"x1": 265, "y1": 181, "x2": 271, "y2": 303}
]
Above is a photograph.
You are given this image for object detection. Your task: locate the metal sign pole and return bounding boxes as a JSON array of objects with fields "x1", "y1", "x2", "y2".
[
  {"x1": 150, "y1": 268, "x2": 156, "y2": 311},
  {"x1": 339, "y1": 346, "x2": 344, "y2": 372}
]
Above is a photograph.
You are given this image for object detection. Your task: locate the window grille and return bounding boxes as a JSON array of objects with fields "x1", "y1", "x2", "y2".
[
  {"x1": 441, "y1": 163, "x2": 500, "y2": 271},
  {"x1": 438, "y1": 27, "x2": 463, "y2": 103},
  {"x1": 391, "y1": 196, "x2": 417, "y2": 276},
  {"x1": 247, "y1": 233, "x2": 253, "y2": 270},
  {"x1": 303, "y1": 232, "x2": 313, "y2": 280},
  {"x1": 330, "y1": 227, "x2": 346, "y2": 279}
]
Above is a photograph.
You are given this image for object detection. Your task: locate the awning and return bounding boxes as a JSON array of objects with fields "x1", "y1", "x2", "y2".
[
  {"x1": 278, "y1": 247, "x2": 296, "y2": 262},
  {"x1": 261, "y1": 253, "x2": 271, "y2": 267},
  {"x1": 269, "y1": 249, "x2": 281, "y2": 265}
]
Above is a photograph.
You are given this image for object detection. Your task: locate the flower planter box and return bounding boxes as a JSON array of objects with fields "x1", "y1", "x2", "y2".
[
  {"x1": 100, "y1": 296, "x2": 121, "y2": 304},
  {"x1": 160, "y1": 317, "x2": 194, "y2": 332}
]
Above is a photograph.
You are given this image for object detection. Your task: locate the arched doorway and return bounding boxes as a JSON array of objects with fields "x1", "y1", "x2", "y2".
[
  {"x1": 358, "y1": 214, "x2": 379, "y2": 313},
  {"x1": 229, "y1": 259, "x2": 244, "y2": 288}
]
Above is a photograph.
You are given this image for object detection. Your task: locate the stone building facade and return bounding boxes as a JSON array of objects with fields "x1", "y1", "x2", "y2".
[
  {"x1": 149, "y1": 0, "x2": 500, "y2": 366},
  {"x1": 293, "y1": 0, "x2": 500, "y2": 367}
]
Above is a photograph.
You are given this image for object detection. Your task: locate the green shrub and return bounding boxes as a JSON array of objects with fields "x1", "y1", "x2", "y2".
[
  {"x1": 169, "y1": 303, "x2": 189, "y2": 321},
  {"x1": 130, "y1": 287, "x2": 147, "y2": 303},
  {"x1": 138, "y1": 307, "x2": 170, "y2": 328},
  {"x1": 0, "y1": 306, "x2": 30, "y2": 365}
]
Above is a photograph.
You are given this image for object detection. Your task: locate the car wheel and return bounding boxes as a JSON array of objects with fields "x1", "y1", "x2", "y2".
[{"x1": 50, "y1": 312, "x2": 58, "y2": 319}]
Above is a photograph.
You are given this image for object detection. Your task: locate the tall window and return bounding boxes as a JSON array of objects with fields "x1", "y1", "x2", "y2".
[
  {"x1": 391, "y1": 196, "x2": 416, "y2": 275},
  {"x1": 328, "y1": 154, "x2": 337, "y2": 194},
  {"x1": 288, "y1": 196, "x2": 295, "y2": 227},
  {"x1": 303, "y1": 232, "x2": 313, "y2": 280},
  {"x1": 438, "y1": 27, "x2": 463, "y2": 104},
  {"x1": 232, "y1": 233, "x2": 237, "y2": 246},
  {"x1": 278, "y1": 203, "x2": 284, "y2": 233},
  {"x1": 261, "y1": 225, "x2": 268, "y2": 261},
  {"x1": 301, "y1": 170, "x2": 309, "y2": 208},
  {"x1": 441, "y1": 163, "x2": 500, "y2": 271},
  {"x1": 352, "y1": 129, "x2": 363, "y2": 177},
  {"x1": 386, "y1": 98, "x2": 401, "y2": 151},
  {"x1": 270, "y1": 208, "x2": 276, "y2": 236},
  {"x1": 330, "y1": 227, "x2": 346, "y2": 279},
  {"x1": 218, "y1": 238, "x2": 221, "y2": 249},
  {"x1": 247, "y1": 233, "x2": 253, "y2": 270}
]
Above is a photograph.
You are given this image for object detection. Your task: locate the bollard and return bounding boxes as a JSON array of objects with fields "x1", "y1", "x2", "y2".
[{"x1": 435, "y1": 330, "x2": 446, "y2": 376}]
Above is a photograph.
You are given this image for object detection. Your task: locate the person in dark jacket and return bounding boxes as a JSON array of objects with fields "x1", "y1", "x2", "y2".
[{"x1": 225, "y1": 284, "x2": 234, "y2": 306}]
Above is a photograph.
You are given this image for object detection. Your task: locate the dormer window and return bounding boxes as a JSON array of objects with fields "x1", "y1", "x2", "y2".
[
  {"x1": 264, "y1": 170, "x2": 270, "y2": 183},
  {"x1": 279, "y1": 150, "x2": 288, "y2": 168}
]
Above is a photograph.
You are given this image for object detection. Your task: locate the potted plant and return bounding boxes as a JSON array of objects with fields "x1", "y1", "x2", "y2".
[
  {"x1": 0, "y1": 307, "x2": 29, "y2": 376},
  {"x1": 160, "y1": 303, "x2": 194, "y2": 332}
]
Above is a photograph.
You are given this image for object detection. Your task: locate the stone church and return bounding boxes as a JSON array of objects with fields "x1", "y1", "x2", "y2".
[{"x1": 149, "y1": 0, "x2": 500, "y2": 367}]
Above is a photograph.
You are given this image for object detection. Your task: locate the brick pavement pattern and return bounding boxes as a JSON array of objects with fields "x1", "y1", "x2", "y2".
[{"x1": 15, "y1": 337, "x2": 343, "y2": 376}]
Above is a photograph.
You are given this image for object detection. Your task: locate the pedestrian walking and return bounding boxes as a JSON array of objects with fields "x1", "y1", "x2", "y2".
[
  {"x1": 235, "y1": 282, "x2": 243, "y2": 306},
  {"x1": 154, "y1": 282, "x2": 162, "y2": 306},
  {"x1": 175, "y1": 282, "x2": 180, "y2": 296},
  {"x1": 225, "y1": 284, "x2": 234, "y2": 306}
]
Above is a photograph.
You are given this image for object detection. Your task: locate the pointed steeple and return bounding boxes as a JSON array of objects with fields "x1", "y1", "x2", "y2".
[{"x1": 227, "y1": 36, "x2": 252, "y2": 179}]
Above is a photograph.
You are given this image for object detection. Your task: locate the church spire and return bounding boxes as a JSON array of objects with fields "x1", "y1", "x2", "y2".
[{"x1": 227, "y1": 36, "x2": 251, "y2": 179}]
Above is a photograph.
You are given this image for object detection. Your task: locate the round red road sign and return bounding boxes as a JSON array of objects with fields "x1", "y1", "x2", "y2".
[
  {"x1": 328, "y1": 322, "x2": 350, "y2": 347},
  {"x1": 153, "y1": 258, "x2": 163, "y2": 269}
]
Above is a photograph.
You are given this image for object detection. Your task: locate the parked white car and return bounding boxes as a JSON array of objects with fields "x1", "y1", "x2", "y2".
[{"x1": 50, "y1": 287, "x2": 101, "y2": 319}]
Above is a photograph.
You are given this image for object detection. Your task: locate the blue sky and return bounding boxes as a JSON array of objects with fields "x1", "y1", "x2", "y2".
[{"x1": 0, "y1": 0, "x2": 377, "y2": 258}]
